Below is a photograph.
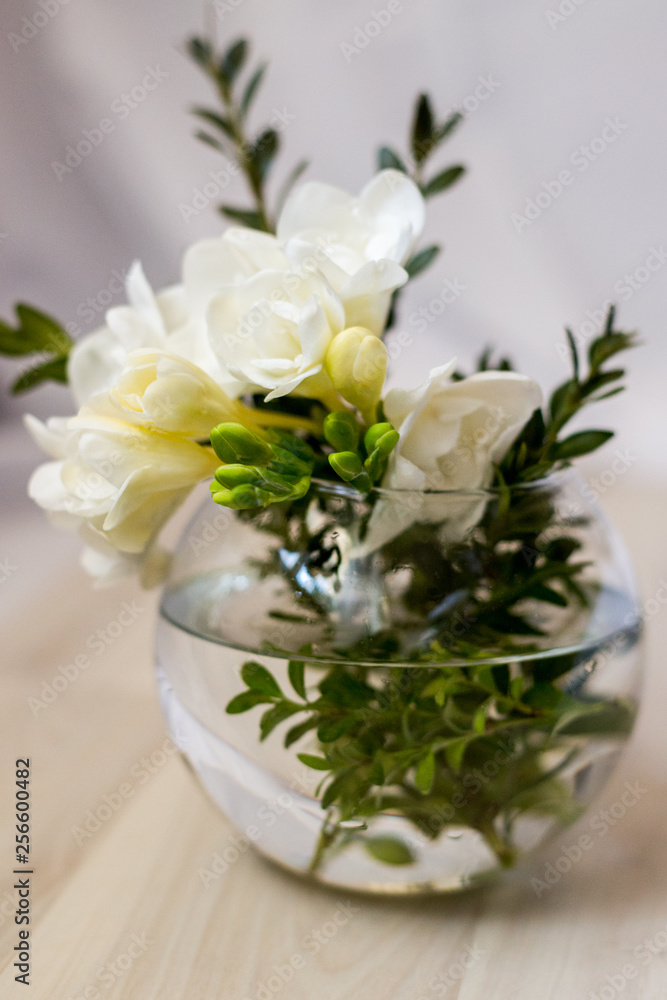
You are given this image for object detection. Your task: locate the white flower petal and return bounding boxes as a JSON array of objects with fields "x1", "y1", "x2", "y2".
[
  {"x1": 359, "y1": 170, "x2": 425, "y2": 260},
  {"x1": 24, "y1": 414, "x2": 70, "y2": 459},
  {"x1": 277, "y1": 181, "x2": 358, "y2": 244}
]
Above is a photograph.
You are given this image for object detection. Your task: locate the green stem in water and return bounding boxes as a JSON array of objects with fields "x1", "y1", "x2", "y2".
[
  {"x1": 478, "y1": 820, "x2": 516, "y2": 868},
  {"x1": 308, "y1": 813, "x2": 343, "y2": 874}
]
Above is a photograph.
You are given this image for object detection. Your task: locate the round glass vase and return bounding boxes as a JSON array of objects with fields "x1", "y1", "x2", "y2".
[{"x1": 156, "y1": 471, "x2": 643, "y2": 895}]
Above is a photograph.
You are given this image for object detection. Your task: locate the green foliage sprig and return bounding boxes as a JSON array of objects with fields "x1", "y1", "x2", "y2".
[
  {"x1": 0, "y1": 305, "x2": 73, "y2": 393},
  {"x1": 227, "y1": 641, "x2": 635, "y2": 871},
  {"x1": 187, "y1": 36, "x2": 309, "y2": 233},
  {"x1": 378, "y1": 93, "x2": 465, "y2": 198},
  {"x1": 378, "y1": 92, "x2": 466, "y2": 298},
  {"x1": 499, "y1": 306, "x2": 638, "y2": 485},
  {"x1": 220, "y1": 305, "x2": 639, "y2": 873}
]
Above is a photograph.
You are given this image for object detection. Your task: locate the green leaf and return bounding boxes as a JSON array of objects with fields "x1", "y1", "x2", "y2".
[
  {"x1": 196, "y1": 131, "x2": 226, "y2": 153},
  {"x1": 433, "y1": 111, "x2": 463, "y2": 143},
  {"x1": 472, "y1": 703, "x2": 487, "y2": 734},
  {"x1": 321, "y1": 772, "x2": 350, "y2": 810},
  {"x1": 297, "y1": 753, "x2": 331, "y2": 771},
  {"x1": 412, "y1": 94, "x2": 434, "y2": 163},
  {"x1": 226, "y1": 691, "x2": 274, "y2": 714},
  {"x1": 524, "y1": 583, "x2": 568, "y2": 608},
  {"x1": 288, "y1": 659, "x2": 307, "y2": 700},
  {"x1": 414, "y1": 751, "x2": 435, "y2": 794},
  {"x1": 548, "y1": 378, "x2": 578, "y2": 425},
  {"x1": 192, "y1": 108, "x2": 235, "y2": 141},
  {"x1": 12, "y1": 356, "x2": 69, "y2": 394},
  {"x1": 589, "y1": 331, "x2": 636, "y2": 371},
  {"x1": 364, "y1": 836, "x2": 415, "y2": 866},
  {"x1": 274, "y1": 159, "x2": 309, "y2": 217},
  {"x1": 523, "y1": 683, "x2": 562, "y2": 711},
  {"x1": 421, "y1": 165, "x2": 465, "y2": 198},
  {"x1": 0, "y1": 321, "x2": 32, "y2": 357},
  {"x1": 219, "y1": 206, "x2": 266, "y2": 229},
  {"x1": 187, "y1": 37, "x2": 213, "y2": 69},
  {"x1": 565, "y1": 328, "x2": 580, "y2": 381},
  {"x1": 317, "y1": 717, "x2": 355, "y2": 742},
  {"x1": 543, "y1": 537, "x2": 581, "y2": 562},
  {"x1": 444, "y1": 736, "x2": 469, "y2": 771},
  {"x1": 0, "y1": 303, "x2": 73, "y2": 358},
  {"x1": 260, "y1": 701, "x2": 302, "y2": 740},
  {"x1": 593, "y1": 386, "x2": 625, "y2": 402},
  {"x1": 550, "y1": 430, "x2": 614, "y2": 460},
  {"x1": 240, "y1": 63, "x2": 267, "y2": 117},
  {"x1": 582, "y1": 369, "x2": 625, "y2": 399},
  {"x1": 219, "y1": 38, "x2": 248, "y2": 86},
  {"x1": 377, "y1": 146, "x2": 407, "y2": 172},
  {"x1": 481, "y1": 609, "x2": 545, "y2": 637},
  {"x1": 532, "y1": 651, "x2": 577, "y2": 685},
  {"x1": 553, "y1": 699, "x2": 635, "y2": 737},
  {"x1": 251, "y1": 128, "x2": 279, "y2": 182},
  {"x1": 14, "y1": 305, "x2": 71, "y2": 354},
  {"x1": 319, "y1": 670, "x2": 374, "y2": 708},
  {"x1": 422, "y1": 676, "x2": 447, "y2": 706},
  {"x1": 404, "y1": 245, "x2": 440, "y2": 279},
  {"x1": 241, "y1": 661, "x2": 282, "y2": 697},
  {"x1": 491, "y1": 664, "x2": 510, "y2": 695},
  {"x1": 284, "y1": 717, "x2": 319, "y2": 748}
]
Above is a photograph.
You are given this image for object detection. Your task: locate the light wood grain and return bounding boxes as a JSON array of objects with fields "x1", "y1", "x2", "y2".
[{"x1": 1, "y1": 478, "x2": 667, "y2": 998}]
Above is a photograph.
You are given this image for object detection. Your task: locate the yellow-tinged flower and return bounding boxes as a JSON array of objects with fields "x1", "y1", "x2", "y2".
[
  {"x1": 26, "y1": 408, "x2": 219, "y2": 558},
  {"x1": 325, "y1": 327, "x2": 387, "y2": 422},
  {"x1": 107, "y1": 350, "x2": 247, "y2": 439}
]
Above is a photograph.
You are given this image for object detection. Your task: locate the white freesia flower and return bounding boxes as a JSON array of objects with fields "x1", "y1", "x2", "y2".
[
  {"x1": 68, "y1": 171, "x2": 423, "y2": 415},
  {"x1": 108, "y1": 350, "x2": 247, "y2": 438},
  {"x1": 384, "y1": 363, "x2": 543, "y2": 492},
  {"x1": 28, "y1": 169, "x2": 431, "y2": 581},
  {"x1": 67, "y1": 231, "x2": 282, "y2": 408},
  {"x1": 278, "y1": 169, "x2": 424, "y2": 334},
  {"x1": 25, "y1": 403, "x2": 218, "y2": 577},
  {"x1": 207, "y1": 269, "x2": 346, "y2": 401},
  {"x1": 169, "y1": 228, "x2": 291, "y2": 389},
  {"x1": 68, "y1": 262, "x2": 188, "y2": 407},
  {"x1": 358, "y1": 363, "x2": 543, "y2": 554}
]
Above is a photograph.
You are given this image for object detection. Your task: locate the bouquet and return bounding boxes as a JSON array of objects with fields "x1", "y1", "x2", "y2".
[{"x1": 1, "y1": 36, "x2": 641, "y2": 886}]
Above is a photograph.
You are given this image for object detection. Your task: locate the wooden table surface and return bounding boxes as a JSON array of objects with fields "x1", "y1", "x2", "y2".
[{"x1": 1, "y1": 447, "x2": 667, "y2": 999}]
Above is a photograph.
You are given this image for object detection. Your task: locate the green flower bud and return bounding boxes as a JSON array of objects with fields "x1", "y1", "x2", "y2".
[
  {"x1": 267, "y1": 446, "x2": 311, "y2": 478},
  {"x1": 364, "y1": 422, "x2": 399, "y2": 456},
  {"x1": 209, "y1": 430, "x2": 315, "y2": 510},
  {"x1": 215, "y1": 464, "x2": 262, "y2": 488},
  {"x1": 323, "y1": 411, "x2": 360, "y2": 452},
  {"x1": 210, "y1": 422, "x2": 273, "y2": 465},
  {"x1": 364, "y1": 449, "x2": 383, "y2": 482},
  {"x1": 230, "y1": 484, "x2": 271, "y2": 509},
  {"x1": 329, "y1": 451, "x2": 372, "y2": 493},
  {"x1": 210, "y1": 481, "x2": 234, "y2": 506},
  {"x1": 268, "y1": 431, "x2": 315, "y2": 467}
]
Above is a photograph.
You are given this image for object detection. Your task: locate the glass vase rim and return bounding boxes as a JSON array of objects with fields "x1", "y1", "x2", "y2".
[{"x1": 309, "y1": 466, "x2": 576, "y2": 501}]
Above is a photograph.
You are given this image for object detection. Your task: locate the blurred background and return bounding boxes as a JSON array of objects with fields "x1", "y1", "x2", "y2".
[{"x1": 1, "y1": 0, "x2": 665, "y2": 570}]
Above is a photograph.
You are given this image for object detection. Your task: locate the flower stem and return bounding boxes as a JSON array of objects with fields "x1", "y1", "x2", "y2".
[
  {"x1": 478, "y1": 821, "x2": 516, "y2": 869},
  {"x1": 308, "y1": 815, "x2": 342, "y2": 874}
]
